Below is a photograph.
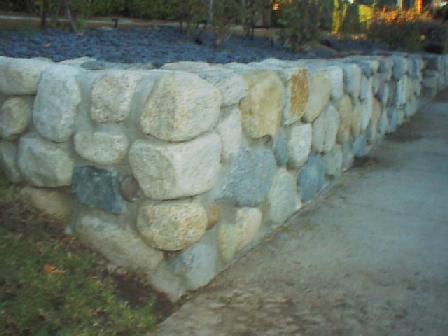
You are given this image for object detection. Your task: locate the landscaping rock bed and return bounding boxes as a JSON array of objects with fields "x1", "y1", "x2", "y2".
[{"x1": 0, "y1": 26, "x2": 384, "y2": 65}]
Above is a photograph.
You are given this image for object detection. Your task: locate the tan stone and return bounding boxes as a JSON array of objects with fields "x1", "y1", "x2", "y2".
[
  {"x1": 336, "y1": 95, "x2": 353, "y2": 144},
  {"x1": 137, "y1": 200, "x2": 208, "y2": 251},
  {"x1": 218, "y1": 207, "x2": 262, "y2": 263},
  {"x1": 140, "y1": 71, "x2": 221, "y2": 142},
  {"x1": 239, "y1": 70, "x2": 284, "y2": 139}
]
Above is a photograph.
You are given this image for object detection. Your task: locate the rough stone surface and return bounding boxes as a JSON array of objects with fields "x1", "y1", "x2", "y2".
[
  {"x1": 239, "y1": 70, "x2": 284, "y2": 139},
  {"x1": 297, "y1": 155, "x2": 326, "y2": 203},
  {"x1": 77, "y1": 215, "x2": 163, "y2": 272},
  {"x1": 137, "y1": 200, "x2": 208, "y2": 251},
  {"x1": 18, "y1": 134, "x2": 74, "y2": 187},
  {"x1": 72, "y1": 166, "x2": 126, "y2": 214},
  {"x1": 360, "y1": 76, "x2": 373, "y2": 101},
  {"x1": 341, "y1": 63, "x2": 362, "y2": 99},
  {"x1": 287, "y1": 123, "x2": 312, "y2": 168},
  {"x1": 367, "y1": 98, "x2": 382, "y2": 143},
  {"x1": 0, "y1": 97, "x2": 33, "y2": 140},
  {"x1": 325, "y1": 65, "x2": 344, "y2": 101},
  {"x1": 74, "y1": 130, "x2": 129, "y2": 165},
  {"x1": 171, "y1": 233, "x2": 219, "y2": 290},
  {"x1": 361, "y1": 91, "x2": 373, "y2": 131},
  {"x1": 322, "y1": 144, "x2": 343, "y2": 177},
  {"x1": 303, "y1": 68, "x2": 332, "y2": 122},
  {"x1": 268, "y1": 168, "x2": 301, "y2": 224},
  {"x1": 273, "y1": 129, "x2": 288, "y2": 166},
  {"x1": 140, "y1": 71, "x2": 221, "y2": 142},
  {"x1": 218, "y1": 207, "x2": 262, "y2": 262},
  {"x1": 336, "y1": 95, "x2": 353, "y2": 144},
  {"x1": 377, "y1": 82, "x2": 390, "y2": 106},
  {"x1": 207, "y1": 204, "x2": 221, "y2": 229},
  {"x1": 342, "y1": 142, "x2": 354, "y2": 171},
  {"x1": 353, "y1": 134, "x2": 368, "y2": 158},
  {"x1": 188, "y1": 67, "x2": 248, "y2": 107},
  {"x1": 120, "y1": 175, "x2": 140, "y2": 202},
  {"x1": 91, "y1": 70, "x2": 144, "y2": 123},
  {"x1": 0, "y1": 57, "x2": 52, "y2": 95},
  {"x1": 312, "y1": 104, "x2": 340, "y2": 153},
  {"x1": 216, "y1": 148, "x2": 276, "y2": 207},
  {"x1": 282, "y1": 67, "x2": 309, "y2": 124},
  {"x1": 0, "y1": 141, "x2": 22, "y2": 182},
  {"x1": 20, "y1": 186, "x2": 73, "y2": 222},
  {"x1": 129, "y1": 133, "x2": 221, "y2": 200},
  {"x1": 351, "y1": 100, "x2": 362, "y2": 138},
  {"x1": 215, "y1": 107, "x2": 242, "y2": 161},
  {"x1": 392, "y1": 56, "x2": 408, "y2": 80},
  {"x1": 33, "y1": 65, "x2": 82, "y2": 142}
]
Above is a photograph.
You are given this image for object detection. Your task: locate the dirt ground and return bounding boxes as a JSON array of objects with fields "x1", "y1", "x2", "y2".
[{"x1": 154, "y1": 94, "x2": 448, "y2": 336}]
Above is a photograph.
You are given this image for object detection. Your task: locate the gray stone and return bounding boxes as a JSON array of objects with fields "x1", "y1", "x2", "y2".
[
  {"x1": 324, "y1": 65, "x2": 344, "y2": 101},
  {"x1": 0, "y1": 97, "x2": 33, "y2": 140},
  {"x1": 392, "y1": 56, "x2": 408, "y2": 80},
  {"x1": 273, "y1": 129, "x2": 288, "y2": 166},
  {"x1": 171, "y1": 233, "x2": 219, "y2": 290},
  {"x1": 388, "y1": 108, "x2": 398, "y2": 133},
  {"x1": 268, "y1": 168, "x2": 301, "y2": 224},
  {"x1": 137, "y1": 200, "x2": 208, "y2": 251},
  {"x1": 322, "y1": 144, "x2": 343, "y2": 177},
  {"x1": 287, "y1": 123, "x2": 312, "y2": 168},
  {"x1": 312, "y1": 104, "x2": 340, "y2": 153},
  {"x1": 217, "y1": 148, "x2": 276, "y2": 207},
  {"x1": 33, "y1": 65, "x2": 82, "y2": 142},
  {"x1": 18, "y1": 134, "x2": 74, "y2": 187},
  {"x1": 76, "y1": 214, "x2": 163, "y2": 272},
  {"x1": 0, "y1": 141, "x2": 22, "y2": 182},
  {"x1": 351, "y1": 100, "x2": 362, "y2": 138},
  {"x1": 129, "y1": 133, "x2": 221, "y2": 200},
  {"x1": 297, "y1": 155, "x2": 326, "y2": 203},
  {"x1": 140, "y1": 71, "x2": 221, "y2": 142},
  {"x1": 341, "y1": 63, "x2": 361, "y2": 99},
  {"x1": 20, "y1": 187, "x2": 73, "y2": 222},
  {"x1": 0, "y1": 56, "x2": 52, "y2": 95},
  {"x1": 72, "y1": 166, "x2": 126, "y2": 214},
  {"x1": 341, "y1": 142, "x2": 354, "y2": 171},
  {"x1": 91, "y1": 70, "x2": 144, "y2": 123},
  {"x1": 360, "y1": 76, "x2": 372, "y2": 101},
  {"x1": 74, "y1": 130, "x2": 129, "y2": 165},
  {"x1": 81, "y1": 60, "x2": 154, "y2": 71},
  {"x1": 353, "y1": 134, "x2": 368, "y2": 158},
  {"x1": 215, "y1": 107, "x2": 242, "y2": 161}
]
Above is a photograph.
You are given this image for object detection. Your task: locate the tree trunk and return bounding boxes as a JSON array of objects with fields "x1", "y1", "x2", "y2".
[
  {"x1": 40, "y1": 0, "x2": 49, "y2": 30},
  {"x1": 397, "y1": 0, "x2": 403, "y2": 11},
  {"x1": 61, "y1": 0, "x2": 78, "y2": 32}
]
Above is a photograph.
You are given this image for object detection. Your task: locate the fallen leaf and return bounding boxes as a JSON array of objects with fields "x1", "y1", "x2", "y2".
[{"x1": 43, "y1": 264, "x2": 65, "y2": 275}]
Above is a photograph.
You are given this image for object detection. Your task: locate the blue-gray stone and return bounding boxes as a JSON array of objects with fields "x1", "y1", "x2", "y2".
[
  {"x1": 273, "y1": 130, "x2": 288, "y2": 166},
  {"x1": 72, "y1": 166, "x2": 125, "y2": 214},
  {"x1": 297, "y1": 155, "x2": 326, "y2": 203},
  {"x1": 392, "y1": 57, "x2": 407, "y2": 81},
  {"x1": 171, "y1": 232, "x2": 218, "y2": 290},
  {"x1": 217, "y1": 148, "x2": 276, "y2": 207},
  {"x1": 353, "y1": 134, "x2": 368, "y2": 158},
  {"x1": 388, "y1": 109, "x2": 398, "y2": 133}
]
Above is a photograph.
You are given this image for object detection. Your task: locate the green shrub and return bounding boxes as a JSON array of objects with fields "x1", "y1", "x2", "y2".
[
  {"x1": 367, "y1": 9, "x2": 428, "y2": 52},
  {"x1": 278, "y1": 0, "x2": 322, "y2": 52}
]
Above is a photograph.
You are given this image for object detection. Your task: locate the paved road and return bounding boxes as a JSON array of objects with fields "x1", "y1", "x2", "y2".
[{"x1": 155, "y1": 93, "x2": 448, "y2": 336}]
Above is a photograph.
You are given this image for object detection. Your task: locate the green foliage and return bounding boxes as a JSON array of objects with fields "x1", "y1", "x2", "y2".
[
  {"x1": 0, "y1": 179, "x2": 158, "y2": 335},
  {"x1": 332, "y1": 0, "x2": 374, "y2": 34},
  {"x1": 278, "y1": 0, "x2": 322, "y2": 52},
  {"x1": 212, "y1": 0, "x2": 242, "y2": 47}
]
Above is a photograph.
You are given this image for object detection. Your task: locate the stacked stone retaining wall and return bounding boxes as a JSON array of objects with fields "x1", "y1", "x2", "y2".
[{"x1": 1, "y1": 53, "x2": 447, "y2": 301}]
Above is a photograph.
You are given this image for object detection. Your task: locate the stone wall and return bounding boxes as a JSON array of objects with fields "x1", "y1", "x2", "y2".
[{"x1": 1, "y1": 53, "x2": 447, "y2": 301}]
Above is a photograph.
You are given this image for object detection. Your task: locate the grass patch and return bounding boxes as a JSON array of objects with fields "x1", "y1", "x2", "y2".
[{"x1": 0, "y1": 171, "x2": 171, "y2": 335}]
